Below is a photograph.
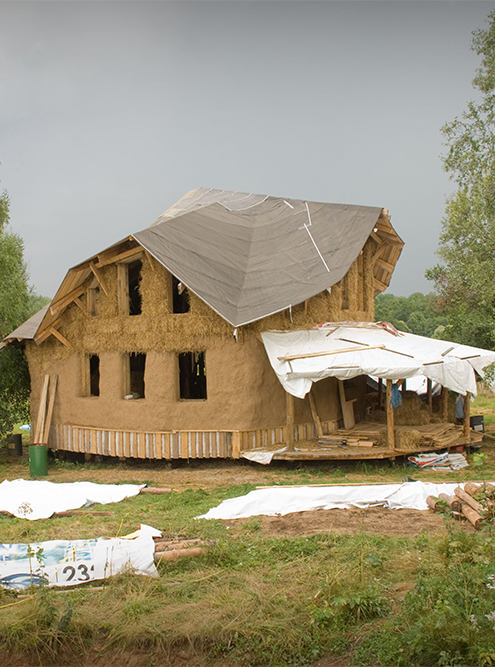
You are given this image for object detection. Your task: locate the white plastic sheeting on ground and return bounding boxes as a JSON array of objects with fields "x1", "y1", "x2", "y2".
[
  {"x1": 241, "y1": 448, "x2": 287, "y2": 465},
  {"x1": 0, "y1": 524, "x2": 160, "y2": 590},
  {"x1": 0, "y1": 479, "x2": 144, "y2": 520},
  {"x1": 262, "y1": 323, "x2": 495, "y2": 398},
  {"x1": 197, "y1": 481, "x2": 475, "y2": 520}
]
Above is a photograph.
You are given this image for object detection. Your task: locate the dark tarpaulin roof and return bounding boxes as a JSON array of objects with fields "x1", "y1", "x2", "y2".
[{"x1": 134, "y1": 188, "x2": 383, "y2": 327}]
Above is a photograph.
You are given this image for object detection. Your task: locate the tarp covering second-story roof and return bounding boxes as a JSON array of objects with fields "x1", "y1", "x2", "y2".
[
  {"x1": 2, "y1": 188, "x2": 404, "y2": 346},
  {"x1": 133, "y1": 188, "x2": 389, "y2": 326}
]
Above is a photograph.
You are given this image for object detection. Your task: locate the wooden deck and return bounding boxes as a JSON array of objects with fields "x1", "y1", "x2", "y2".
[{"x1": 244, "y1": 421, "x2": 484, "y2": 462}]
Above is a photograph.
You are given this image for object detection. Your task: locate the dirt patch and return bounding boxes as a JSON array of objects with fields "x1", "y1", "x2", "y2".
[{"x1": 221, "y1": 506, "x2": 448, "y2": 538}]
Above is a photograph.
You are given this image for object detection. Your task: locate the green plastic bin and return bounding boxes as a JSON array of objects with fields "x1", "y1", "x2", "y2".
[{"x1": 29, "y1": 444, "x2": 48, "y2": 477}]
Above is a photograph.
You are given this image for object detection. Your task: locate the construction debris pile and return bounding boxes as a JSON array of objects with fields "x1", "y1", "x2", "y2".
[
  {"x1": 427, "y1": 482, "x2": 495, "y2": 530},
  {"x1": 408, "y1": 451, "x2": 468, "y2": 471},
  {"x1": 318, "y1": 422, "x2": 482, "y2": 452}
]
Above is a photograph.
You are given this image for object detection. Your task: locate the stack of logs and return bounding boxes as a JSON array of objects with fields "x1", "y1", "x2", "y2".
[
  {"x1": 153, "y1": 536, "x2": 217, "y2": 561},
  {"x1": 427, "y1": 482, "x2": 495, "y2": 530}
]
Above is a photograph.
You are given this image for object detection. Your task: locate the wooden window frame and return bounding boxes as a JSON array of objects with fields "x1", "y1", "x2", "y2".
[
  {"x1": 117, "y1": 253, "x2": 143, "y2": 316},
  {"x1": 124, "y1": 352, "x2": 146, "y2": 400},
  {"x1": 82, "y1": 354, "x2": 100, "y2": 397}
]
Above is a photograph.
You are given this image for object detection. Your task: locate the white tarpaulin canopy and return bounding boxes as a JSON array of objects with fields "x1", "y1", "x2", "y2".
[{"x1": 262, "y1": 323, "x2": 495, "y2": 399}]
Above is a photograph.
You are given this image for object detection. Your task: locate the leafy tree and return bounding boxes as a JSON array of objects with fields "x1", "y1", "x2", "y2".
[
  {"x1": 374, "y1": 292, "x2": 447, "y2": 337},
  {"x1": 427, "y1": 11, "x2": 495, "y2": 348},
  {"x1": 0, "y1": 188, "x2": 45, "y2": 437}
]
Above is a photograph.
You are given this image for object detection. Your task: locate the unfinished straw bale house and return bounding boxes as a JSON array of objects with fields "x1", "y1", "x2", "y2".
[{"x1": 2, "y1": 188, "x2": 403, "y2": 460}]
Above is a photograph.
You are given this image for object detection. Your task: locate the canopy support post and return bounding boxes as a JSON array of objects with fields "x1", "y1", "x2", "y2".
[
  {"x1": 463, "y1": 391, "x2": 471, "y2": 439},
  {"x1": 286, "y1": 391, "x2": 295, "y2": 451},
  {"x1": 386, "y1": 379, "x2": 395, "y2": 451},
  {"x1": 378, "y1": 378, "x2": 383, "y2": 409},
  {"x1": 442, "y1": 386, "x2": 449, "y2": 422},
  {"x1": 427, "y1": 378, "x2": 433, "y2": 410},
  {"x1": 308, "y1": 390, "x2": 323, "y2": 439}
]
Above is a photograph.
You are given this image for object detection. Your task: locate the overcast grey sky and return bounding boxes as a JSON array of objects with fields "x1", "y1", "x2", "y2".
[{"x1": 1, "y1": 0, "x2": 494, "y2": 300}]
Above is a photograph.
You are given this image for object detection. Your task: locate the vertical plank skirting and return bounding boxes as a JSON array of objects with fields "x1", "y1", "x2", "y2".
[{"x1": 48, "y1": 423, "x2": 333, "y2": 460}]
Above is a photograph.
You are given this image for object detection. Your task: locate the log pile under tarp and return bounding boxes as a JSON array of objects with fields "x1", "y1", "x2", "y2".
[{"x1": 427, "y1": 482, "x2": 495, "y2": 530}]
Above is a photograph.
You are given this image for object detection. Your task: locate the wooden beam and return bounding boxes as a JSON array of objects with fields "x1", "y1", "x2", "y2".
[
  {"x1": 232, "y1": 431, "x2": 241, "y2": 459},
  {"x1": 338, "y1": 380, "x2": 356, "y2": 430},
  {"x1": 73, "y1": 297, "x2": 86, "y2": 313},
  {"x1": 376, "y1": 257, "x2": 395, "y2": 272},
  {"x1": 286, "y1": 391, "x2": 295, "y2": 451},
  {"x1": 308, "y1": 391, "x2": 323, "y2": 438},
  {"x1": 89, "y1": 262, "x2": 110, "y2": 296},
  {"x1": 378, "y1": 378, "x2": 383, "y2": 409},
  {"x1": 145, "y1": 250, "x2": 156, "y2": 271},
  {"x1": 463, "y1": 391, "x2": 471, "y2": 438},
  {"x1": 34, "y1": 317, "x2": 62, "y2": 344},
  {"x1": 279, "y1": 344, "x2": 385, "y2": 362},
  {"x1": 370, "y1": 230, "x2": 383, "y2": 245},
  {"x1": 42, "y1": 375, "x2": 58, "y2": 444},
  {"x1": 373, "y1": 276, "x2": 390, "y2": 292},
  {"x1": 96, "y1": 246, "x2": 142, "y2": 268},
  {"x1": 117, "y1": 263, "x2": 129, "y2": 315},
  {"x1": 49, "y1": 285, "x2": 86, "y2": 316},
  {"x1": 375, "y1": 230, "x2": 404, "y2": 246},
  {"x1": 386, "y1": 379, "x2": 395, "y2": 451},
  {"x1": 49, "y1": 327, "x2": 72, "y2": 349},
  {"x1": 34, "y1": 375, "x2": 50, "y2": 444}
]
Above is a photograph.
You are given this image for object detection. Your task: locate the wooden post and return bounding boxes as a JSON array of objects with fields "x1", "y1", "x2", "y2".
[
  {"x1": 42, "y1": 375, "x2": 58, "y2": 444},
  {"x1": 378, "y1": 378, "x2": 383, "y2": 409},
  {"x1": 401, "y1": 379, "x2": 406, "y2": 394},
  {"x1": 463, "y1": 391, "x2": 471, "y2": 439},
  {"x1": 442, "y1": 386, "x2": 449, "y2": 422},
  {"x1": 427, "y1": 378, "x2": 433, "y2": 410},
  {"x1": 308, "y1": 391, "x2": 323, "y2": 439},
  {"x1": 33, "y1": 375, "x2": 50, "y2": 444},
  {"x1": 286, "y1": 391, "x2": 295, "y2": 451},
  {"x1": 386, "y1": 379, "x2": 395, "y2": 451},
  {"x1": 232, "y1": 431, "x2": 241, "y2": 459}
]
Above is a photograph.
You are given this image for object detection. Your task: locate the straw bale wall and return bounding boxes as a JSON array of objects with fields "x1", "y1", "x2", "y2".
[{"x1": 24, "y1": 245, "x2": 374, "y2": 455}]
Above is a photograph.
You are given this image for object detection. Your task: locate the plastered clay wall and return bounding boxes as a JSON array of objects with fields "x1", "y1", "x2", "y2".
[
  {"x1": 24, "y1": 243, "x2": 375, "y2": 443},
  {"x1": 26, "y1": 336, "x2": 363, "y2": 434}
]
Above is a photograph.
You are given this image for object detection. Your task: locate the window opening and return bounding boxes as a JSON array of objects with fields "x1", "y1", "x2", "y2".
[
  {"x1": 128, "y1": 260, "x2": 142, "y2": 316},
  {"x1": 89, "y1": 355, "x2": 100, "y2": 397},
  {"x1": 179, "y1": 352, "x2": 206, "y2": 399},
  {"x1": 129, "y1": 353, "x2": 146, "y2": 398},
  {"x1": 172, "y1": 275, "x2": 190, "y2": 313}
]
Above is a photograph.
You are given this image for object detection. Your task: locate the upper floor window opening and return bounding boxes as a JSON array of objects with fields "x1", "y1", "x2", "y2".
[
  {"x1": 172, "y1": 275, "x2": 190, "y2": 313},
  {"x1": 128, "y1": 259, "x2": 142, "y2": 316}
]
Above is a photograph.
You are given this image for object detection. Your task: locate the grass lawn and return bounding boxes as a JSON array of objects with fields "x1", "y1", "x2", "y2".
[
  {"x1": 472, "y1": 388, "x2": 495, "y2": 427},
  {"x1": 2, "y1": 399, "x2": 495, "y2": 665}
]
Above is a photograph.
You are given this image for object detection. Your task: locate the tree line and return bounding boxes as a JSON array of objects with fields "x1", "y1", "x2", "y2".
[
  {"x1": 0, "y1": 189, "x2": 50, "y2": 437},
  {"x1": 374, "y1": 292, "x2": 448, "y2": 338}
]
